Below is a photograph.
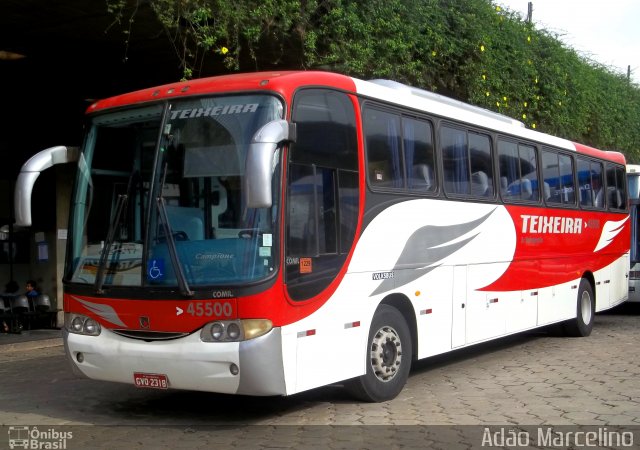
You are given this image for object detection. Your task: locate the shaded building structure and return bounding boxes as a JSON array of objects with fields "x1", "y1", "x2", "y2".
[{"x1": 0, "y1": 1, "x2": 183, "y2": 320}]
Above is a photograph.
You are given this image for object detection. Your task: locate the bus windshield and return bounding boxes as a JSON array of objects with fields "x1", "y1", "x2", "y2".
[{"x1": 67, "y1": 95, "x2": 284, "y2": 289}]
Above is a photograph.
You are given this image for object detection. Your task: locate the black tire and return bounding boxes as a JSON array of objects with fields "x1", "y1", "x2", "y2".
[
  {"x1": 346, "y1": 305, "x2": 412, "y2": 402},
  {"x1": 563, "y1": 278, "x2": 595, "y2": 337}
]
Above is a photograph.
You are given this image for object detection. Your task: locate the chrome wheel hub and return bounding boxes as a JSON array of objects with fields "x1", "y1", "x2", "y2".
[
  {"x1": 580, "y1": 290, "x2": 592, "y2": 324},
  {"x1": 370, "y1": 325, "x2": 403, "y2": 382}
]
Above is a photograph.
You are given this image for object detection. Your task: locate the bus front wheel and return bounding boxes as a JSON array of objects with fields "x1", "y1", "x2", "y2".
[
  {"x1": 346, "y1": 305, "x2": 412, "y2": 402},
  {"x1": 563, "y1": 278, "x2": 595, "y2": 337}
]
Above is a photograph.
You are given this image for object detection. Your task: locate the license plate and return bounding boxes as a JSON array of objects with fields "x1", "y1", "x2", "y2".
[{"x1": 133, "y1": 372, "x2": 169, "y2": 389}]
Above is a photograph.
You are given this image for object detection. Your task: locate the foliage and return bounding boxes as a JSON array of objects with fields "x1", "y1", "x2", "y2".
[{"x1": 106, "y1": 0, "x2": 640, "y2": 161}]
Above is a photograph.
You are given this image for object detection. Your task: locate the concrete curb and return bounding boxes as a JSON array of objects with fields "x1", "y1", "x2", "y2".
[{"x1": 2, "y1": 338, "x2": 63, "y2": 353}]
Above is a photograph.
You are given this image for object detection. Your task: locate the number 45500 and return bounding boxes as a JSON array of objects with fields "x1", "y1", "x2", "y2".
[{"x1": 186, "y1": 301, "x2": 233, "y2": 317}]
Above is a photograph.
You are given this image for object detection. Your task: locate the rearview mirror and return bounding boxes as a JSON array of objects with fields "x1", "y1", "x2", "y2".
[
  {"x1": 14, "y1": 146, "x2": 79, "y2": 226},
  {"x1": 244, "y1": 120, "x2": 294, "y2": 208}
]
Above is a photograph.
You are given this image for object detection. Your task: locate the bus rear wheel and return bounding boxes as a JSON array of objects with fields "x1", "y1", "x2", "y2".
[
  {"x1": 563, "y1": 278, "x2": 595, "y2": 337},
  {"x1": 346, "y1": 305, "x2": 412, "y2": 402}
]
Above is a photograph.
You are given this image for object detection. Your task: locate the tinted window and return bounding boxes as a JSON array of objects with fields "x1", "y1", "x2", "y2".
[
  {"x1": 365, "y1": 109, "x2": 403, "y2": 188},
  {"x1": 441, "y1": 126, "x2": 469, "y2": 195},
  {"x1": 542, "y1": 150, "x2": 575, "y2": 206},
  {"x1": 287, "y1": 89, "x2": 359, "y2": 301},
  {"x1": 469, "y1": 132, "x2": 494, "y2": 197},
  {"x1": 290, "y1": 89, "x2": 357, "y2": 169},
  {"x1": 441, "y1": 125, "x2": 493, "y2": 197},
  {"x1": 577, "y1": 158, "x2": 605, "y2": 209},
  {"x1": 404, "y1": 118, "x2": 436, "y2": 193},
  {"x1": 288, "y1": 164, "x2": 337, "y2": 256},
  {"x1": 365, "y1": 108, "x2": 436, "y2": 192},
  {"x1": 606, "y1": 164, "x2": 627, "y2": 210},
  {"x1": 498, "y1": 140, "x2": 539, "y2": 202}
]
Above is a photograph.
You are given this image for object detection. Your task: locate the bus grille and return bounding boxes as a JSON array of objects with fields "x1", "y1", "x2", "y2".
[{"x1": 112, "y1": 329, "x2": 190, "y2": 341}]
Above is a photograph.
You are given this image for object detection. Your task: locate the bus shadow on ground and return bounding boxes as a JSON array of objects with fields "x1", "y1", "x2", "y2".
[{"x1": 601, "y1": 301, "x2": 640, "y2": 315}]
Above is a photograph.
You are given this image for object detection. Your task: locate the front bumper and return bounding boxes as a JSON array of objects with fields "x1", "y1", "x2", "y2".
[{"x1": 63, "y1": 326, "x2": 286, "y2": 395}]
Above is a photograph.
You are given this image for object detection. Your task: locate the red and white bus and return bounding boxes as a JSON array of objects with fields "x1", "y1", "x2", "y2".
[{"x1": 15, "y1": 71, "x2": 629, "y2": 402}]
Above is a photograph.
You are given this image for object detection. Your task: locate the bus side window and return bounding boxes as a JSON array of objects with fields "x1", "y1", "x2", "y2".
[
  {"x1": 606, "y1": 164, "x2": 627, "y2": 210},
  {"x1": 469, "y1": 132, "x2": 493, "y2": 197},
  {"x1": 498, "y1": 140, "x2": 538, "y2": 202},
  {"x1": 441, "y1": 126, "x2": 469, "y2": 195},
  {"x1": 559, "y1": 154, "x2": 575, "y2": 204},
  {"x1": 364, "y1": 109, "x2": 436, "y2": 193},
  {"x1": 577, "y1": 158, "x2": 604, "y2": 209},
  {"x1": 543, "y1": 149, "x2": 575, "y2": 206},
  {"x1": 404, "y1": 117, "x2": 436, "y2": 193},
  {"x1": 365, "y1": 109, "x2": 403, "y2": 188}
]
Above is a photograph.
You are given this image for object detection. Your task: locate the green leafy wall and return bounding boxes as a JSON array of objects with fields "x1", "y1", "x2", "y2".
[{"x1": 109, "y1": 0, "x2": 640, "y2": 161}]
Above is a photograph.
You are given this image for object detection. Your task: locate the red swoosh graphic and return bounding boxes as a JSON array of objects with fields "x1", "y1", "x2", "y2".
[{"x1": 480, "y1": 206, "x2": 629, "y2": 292}]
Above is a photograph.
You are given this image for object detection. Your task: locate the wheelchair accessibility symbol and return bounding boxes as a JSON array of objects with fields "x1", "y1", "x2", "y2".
[{"x1": 148, "y1": 259, "x2": 165, "y2": 280}]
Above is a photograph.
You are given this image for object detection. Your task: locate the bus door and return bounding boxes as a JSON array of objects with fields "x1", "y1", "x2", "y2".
[
  {"x1": 466, "y1": 268, "x2": 508, "y2": 344},
  {"x1": 451, "y1": 265, "x2": 466, "y2": 348},
  {"x1": 596, "y1": 265, "x2": 612, "y2": 308}
]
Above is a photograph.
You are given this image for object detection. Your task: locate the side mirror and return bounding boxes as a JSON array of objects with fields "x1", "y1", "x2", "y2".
[
  {"x1": 244, "y1": 120, "x2": 294, "y2": 208},
  {"x1": 14, "y1": 146, "x2": 79, "y2": 226}
]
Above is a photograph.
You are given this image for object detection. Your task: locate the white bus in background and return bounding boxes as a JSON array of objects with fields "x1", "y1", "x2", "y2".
[{"x1": 627, "y1": 164, "x2": 640, "y2": 302}]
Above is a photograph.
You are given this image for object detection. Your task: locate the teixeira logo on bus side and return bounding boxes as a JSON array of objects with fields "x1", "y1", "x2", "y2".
[{"x1": 520, "y1": 214, "x2": 584, "y2": 234}]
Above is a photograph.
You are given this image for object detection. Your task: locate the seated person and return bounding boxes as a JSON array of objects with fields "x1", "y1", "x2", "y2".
[{"x1": 26, "y1": 280, "x2": 39, "y2": 298}]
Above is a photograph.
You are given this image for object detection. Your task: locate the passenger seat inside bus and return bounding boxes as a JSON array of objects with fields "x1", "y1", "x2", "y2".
[
  {"x1": 471, "y1": 171, "x2": 489, "y2": 196},
  {"x1": 165, "y1": 205, "x2": 204, "y2": 241},
  {"x1": 410, "y1": 164, "x2": 434, "y2": 190},
  {"x1": 607, "y1": 186, "x2": 623, "y2": 209},
  {"x1": 543, "y1": 182, "x2": 551, "y2": 201},
  {"x1": 594, "y1": 188, "x2": 604, "y2": 208},
  {"x1": 500, "y1": 177, "x2": 508, "y2": 196},
  {"x1": 521, "y1": 178, "x2": 533, "y2": 199}
]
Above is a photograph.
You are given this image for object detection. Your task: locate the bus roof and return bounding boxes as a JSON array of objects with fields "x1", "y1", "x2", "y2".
[
  {"x1": 86, "y1": 71, "x2": 357, "y2": 113},
  {"x1": 87, "y1": 70, "x2": 626, "y2": 165}
]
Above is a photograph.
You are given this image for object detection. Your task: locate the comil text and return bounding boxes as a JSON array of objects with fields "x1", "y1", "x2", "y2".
[{"x1": 520, "y1": 215, "x2": 583, "y2": 234}]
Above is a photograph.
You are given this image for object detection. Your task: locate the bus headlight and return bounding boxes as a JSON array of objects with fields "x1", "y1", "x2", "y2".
[
  {"x1": 71, "y1": 316, "x2": 84, "y2": 333},
  {"x1": 227, "y1": 322, "x2": 241, "y2": 340},
  {"x1": 65, "y1": 313, "x2": 102, "y2": 336},
  {"x1": 210, "y1": 322, "x2": 225, "y2": 340},
  {"x1": 201, "y1": 319, "x2": 272, "y2": 342},
  {"x1": 84, "y1": 318, "x2": 100, "y2": 335}
]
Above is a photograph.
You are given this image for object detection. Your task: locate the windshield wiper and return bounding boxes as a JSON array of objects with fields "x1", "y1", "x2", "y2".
[
  {"x1": 94, "y1": 193, "x2": 128, "y2": 294},
  {"x1": 156, "y1": 163, "x2": 194, "y2": 297},
  {"x1": 94, "y1": 170, "x2": 139, "y2": 294}
]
